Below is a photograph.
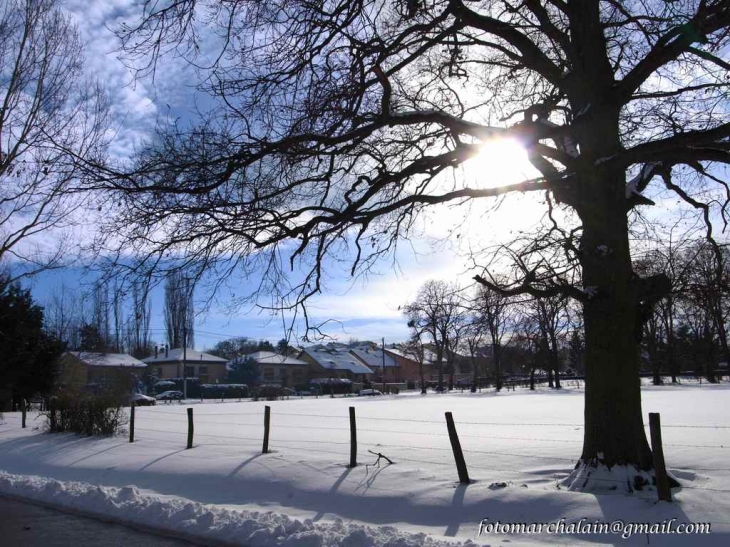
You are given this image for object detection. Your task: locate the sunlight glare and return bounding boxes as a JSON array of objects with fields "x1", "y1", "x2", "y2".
[{"x1": 462, "y1": 138, "x2": 537, "y2": 189}]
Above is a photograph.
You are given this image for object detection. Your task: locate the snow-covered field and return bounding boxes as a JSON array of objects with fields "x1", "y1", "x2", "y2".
[{"x1": 1, "y1": 383, "x2": 728, "y2": 546}]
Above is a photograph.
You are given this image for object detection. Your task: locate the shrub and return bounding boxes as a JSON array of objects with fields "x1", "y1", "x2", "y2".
[
  {"x1": 201, "y1": 383, "x2": 249, "y2": 399},
  {"x1": 156, "y1": 378, "x2": 201, "y2": 398},
  {"x1": 46, "y1": 393, "x2": 127, "y2": 436},
  {"x1": 253, "y1": 384, "x2": 284, "y2": 401}
]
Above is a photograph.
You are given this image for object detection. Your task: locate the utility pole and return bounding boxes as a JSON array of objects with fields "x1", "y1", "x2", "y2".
[
  {"x1": 183, "y1": 327, "x2": 187, "y2": 400},
  {"x1": 182, "y1": 275, "x2": 192, "y2": 400},
  {"x1": 381, "y1": 337, "x2": 386, "y2": 393}
]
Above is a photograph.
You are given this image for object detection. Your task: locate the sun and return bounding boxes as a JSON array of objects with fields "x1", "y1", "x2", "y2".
[{"x1": 461, "y1": 138, "x2": 538, "y2": 189}]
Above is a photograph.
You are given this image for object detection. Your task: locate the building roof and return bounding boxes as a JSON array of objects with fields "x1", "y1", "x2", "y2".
[
  {"x1": 241, "y1": 351, "x2": 309, "y2": 366},
  {"x1": 142, "y1": 348, "x2": 228, "y2": 365},
  {"x1": 350, "y1": 347, "x2": 398, "y2": 369},
  {"x1": 302, "y1": 345, "x2": 374, "y2": 375},
  {"x1": 385, "y1": 346, "x2": 438, "y2": 365},
  {"x1": 68, "y1": 352, "x2": 147, "y2": 368}
]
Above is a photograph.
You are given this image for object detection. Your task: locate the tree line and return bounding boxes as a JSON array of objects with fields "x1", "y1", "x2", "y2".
[{"x1": 404, "y1": 237, "x2": 729, "y2": 392}]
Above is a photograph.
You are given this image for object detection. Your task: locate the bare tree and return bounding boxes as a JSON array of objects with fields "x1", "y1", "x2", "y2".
[
  {"x1": 462, "y1": 308, "x2": 488, "y2": 393},
  {"x1": 687, "y1": 241, "x2": 730, "y2": 370},
  {"x1": 475, "y1": 283, "x2": 515, "y2": 392},
  {"x1": 90, "y1": 281, "x2": 111, "y2": 350},
  {"x1": 44, "y1": 282, "x2": 81, "y2": 348},
  {"x1": 403, "y1": 320, "x2": 429, "y2": 395},
  {"x1": 106, "y1": 0, "x2": 730, "y2": 487},
  {"x1": 127, "y1": 279, "x2": 152, "y2": 358},
  {"x1": 0, "y1": 0, "x2": 108, "y2": 280},
  {"x1": 403, "y1": 280, "x2": 462, "y2": 391},
  {"x1": 164, "y1": 270, "x2": 194, "y2": 349},
  {"x1": 531, "y1": 294, "x2": 570, "y2": 388}
]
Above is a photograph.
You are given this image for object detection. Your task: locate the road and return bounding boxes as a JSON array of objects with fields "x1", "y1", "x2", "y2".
[{"x1": 0, "y1": 495, "x2": 208, "y2": 547}]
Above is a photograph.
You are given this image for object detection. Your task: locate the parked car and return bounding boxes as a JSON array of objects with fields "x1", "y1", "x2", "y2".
[
  {"x1": 131, "y1": 393, "x2": 156, "y2": 406},
  {"x1": 155, "y1": 390, "x2": 184, "y2": 401},
  {"x1": 358, "y1": 388, "x2": 382, "y2": 396}
]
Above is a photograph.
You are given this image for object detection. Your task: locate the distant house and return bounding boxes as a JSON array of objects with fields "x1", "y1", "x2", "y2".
[
  {"x1": 57, "y1": 352, "x2": 147, "y2": 392},
  {"x1": 142, "y1": 347, "x2": 228, "y2": 383},
  {"x1": 383, "y1": 346, "x2": 435, "y2": 384},
  {"x1": 299, "y1": 343, "x2": 374, "y2": 382},
  {"x1": 240, "y1": 351, "x2": 309, "y2": 387},
  {"x1": 349, "y1": 346, "x2": 400, "y2": 383}
]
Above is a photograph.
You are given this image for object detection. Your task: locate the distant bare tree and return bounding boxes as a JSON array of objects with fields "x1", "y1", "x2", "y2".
[
  {"x1": 531, "y1": 294, "x2": 570, "y2": 389},
  {"x1": 127, "y1": 279, "x2": 152, "y2": 358},
  {"x1": 402, "y1": 330, "x2": 428, "y2": 395},
  {"x1": 403, "y1": 281, "x2": 462, "y2": 391},
  {"x1": 0, "y1": 0, "x2": 108, "y2": 280},
  {"x1": 164, "y1": 270, "x2": 194, "y2": 349},
  {"x1": 90, "y1": 281, "x2": 111, "y2": 350},
  {"x1": 461, "y1": 307, "x2": 488, "y2": 393},
  {"x1": 476, "y1": 282, "x2": 515, "y2": 392},
  {"x1": 44, "y1": 282, "x2": 81, "y2": 348},
  {"x1": 513, "y1": 310, "x2": 541, "y2": 390}
]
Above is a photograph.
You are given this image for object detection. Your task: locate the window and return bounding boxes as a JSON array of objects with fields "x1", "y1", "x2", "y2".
[
  {"x1": 199, "y1": 366, "x2": 208, "y2": 373},
  {"x1": 263, "y1": 368, "x2": 275, "y2": 381},
  {"x1": 184, "y1": 366, "x2": 195, "y2": 377},
  {"x1": 157, "y1": 367, "x2": 163, "y2": 377}
]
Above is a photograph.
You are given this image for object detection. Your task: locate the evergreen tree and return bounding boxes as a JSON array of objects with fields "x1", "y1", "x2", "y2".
[{"x1": 0, "y1": 278, "x2": 65, "y2": 408}]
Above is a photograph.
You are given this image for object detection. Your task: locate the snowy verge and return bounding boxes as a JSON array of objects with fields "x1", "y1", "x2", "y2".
[{"x1": 0, "y1": 470, "x2": 471, "y2": 547}]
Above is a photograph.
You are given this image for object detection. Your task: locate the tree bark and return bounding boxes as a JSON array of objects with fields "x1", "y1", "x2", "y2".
[
  {"x1": 550, "y1": 331, "x2": 561, "y2": 389},
  {"x1": 471, "y1": 355, "x2": 478, "y2": 393},
  {"x1": 419, "y1": 360, "x2": 427, "y2": 394},
  {"x1": 493, "y1": 343, "x2": 502, "y2": 391},
  {"x1": 571, "y1": 169, "x2": 654, "y2": 483}
]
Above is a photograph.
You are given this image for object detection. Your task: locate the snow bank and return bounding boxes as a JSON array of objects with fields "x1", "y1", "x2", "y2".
[{"x1": 0, "y1": 471, "x2": 469, "y2": 547}]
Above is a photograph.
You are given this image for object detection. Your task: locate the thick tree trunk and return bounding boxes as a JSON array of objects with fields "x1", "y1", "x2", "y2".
[
  {"x1": 493, "y1": 343, "x2": 502, "y2": 391},
  {"x1": 471, "y1": 355, "x2": 478, "y2": 393},
  {"x1": 565, "y1": 166, "x2": 655, "y2": 491},
  {"x1": 550, "y1": 333, "x2": 561, "y2": 389},
  {"x1": 419, "y1": 360, "x2": 426, "y2": 394}
]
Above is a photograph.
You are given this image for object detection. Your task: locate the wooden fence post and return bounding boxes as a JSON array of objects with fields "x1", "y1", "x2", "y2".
[
  {"x1": 86, "y1": 400, "x2": 94, "y2": 436},
  {"x1": 649, "y1": 412, "x2": 672, "y2": 502},
  {"x1": 262, "y1": 405, "x2": 271, "y2": 453},
  {"x1": 186, "y1": 407, "x2": 194, "y2": 449},
  {"x1": 21, "y1": 399, "x2": 26, "y2": 429},
  {"x1": 129, "y1": 403, "x2": 135, "y2": 443},
  {"x1": 445, "y1": 412, "x2": 470, "y2": 484},
  {"x1": 49, "y1": 399, "x2": 56, "y2": 432},
  {"x1": 349, "y1": 406, "x2": 357, "y2": 467}
]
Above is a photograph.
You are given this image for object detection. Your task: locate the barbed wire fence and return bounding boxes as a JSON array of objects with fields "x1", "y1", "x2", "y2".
[{"x1": 2, "y1": 403, "x2": 729, "y2": 497}]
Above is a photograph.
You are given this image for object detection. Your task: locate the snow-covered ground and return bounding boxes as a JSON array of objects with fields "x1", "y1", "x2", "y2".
[{"x1": 1, "y1": 383, "x2": 728, "y2": 546}]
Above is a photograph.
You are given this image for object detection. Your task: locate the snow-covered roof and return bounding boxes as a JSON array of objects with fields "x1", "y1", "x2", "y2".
[
  {"x1": 242, "y1": 351, "x2": 308, "y2": 366},
  {"x1": 142, "y1": 348, "x2": 228, "y2": 364},
  {"x1": 69, "y1": 352, "x2": 147, "y2": 368},
  {"x1": 350, "y1": 348, "x2": 398, "y2": 369},
  {"x1": 302, "y1": 346, "x2": 374, "y2": 375},
  {"x1": 385, "y1": 346, "x2": 439, "y2": 365}
]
